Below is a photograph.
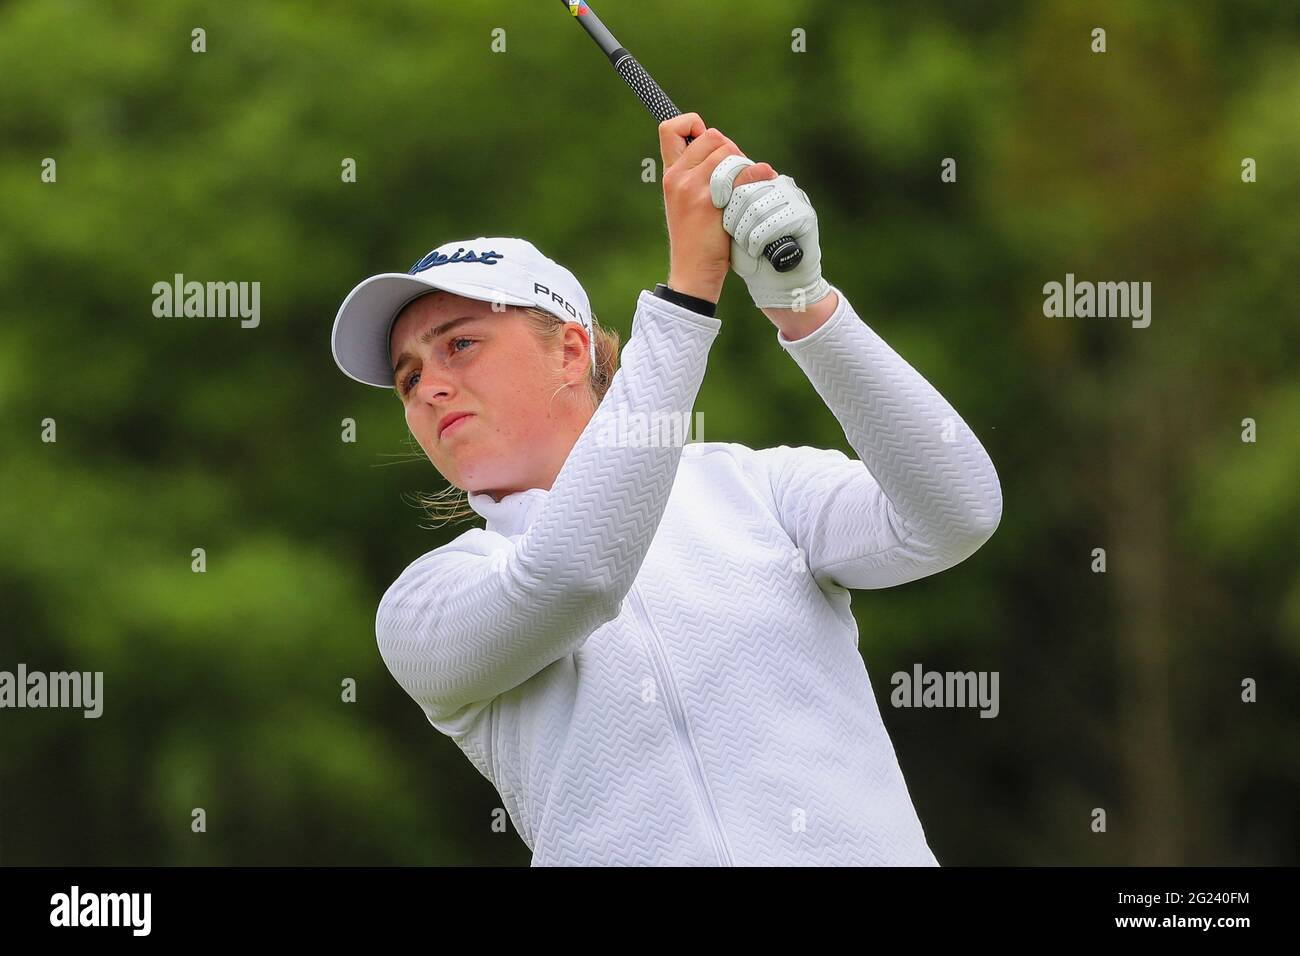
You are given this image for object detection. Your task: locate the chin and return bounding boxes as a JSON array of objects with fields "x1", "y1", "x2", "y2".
[{"x1": 455, "y1": 452, "x2": 525, "y2": 495}]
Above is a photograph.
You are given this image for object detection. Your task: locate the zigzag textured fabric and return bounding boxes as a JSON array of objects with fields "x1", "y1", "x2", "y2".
[{"x1": 376, "y1": 286, "x2": 1003, "y2": 866}]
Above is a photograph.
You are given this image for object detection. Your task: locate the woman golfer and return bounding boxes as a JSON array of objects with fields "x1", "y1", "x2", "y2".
[{"x1": 331, "y1": 114, "x2": 1002, "y2": 866}]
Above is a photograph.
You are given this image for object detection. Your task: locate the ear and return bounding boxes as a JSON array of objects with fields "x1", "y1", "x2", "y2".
[{"x1": 559, "y1": 322, "x2": 592, "y2": 383}]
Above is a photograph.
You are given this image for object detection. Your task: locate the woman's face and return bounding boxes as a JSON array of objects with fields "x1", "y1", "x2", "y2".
[{"x1": 389, "y1": 290, "x2": 591, "y2": 499}]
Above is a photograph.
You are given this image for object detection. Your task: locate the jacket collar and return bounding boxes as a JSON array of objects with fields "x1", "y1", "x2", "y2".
[{"x1": 467, "y1": 486, "x2": 551, "y2": 537}]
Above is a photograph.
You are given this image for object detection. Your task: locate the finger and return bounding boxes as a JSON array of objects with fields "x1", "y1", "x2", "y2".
[
  {"x1": 724, "y1": 175, "x2": 810, "y2": 251},
  {"x1": 747, "y1": 203, "x2": 809, "y2": 258},
  {"x1": 658, "y1": 112, "x2": 706, "y2": 166},
  {"x1": 729, "y1": 235, "x2": 760, "y2": 278},
  {"x1": 700, "y1": 142, "x2": 747, "y2": 188},
  {"x1": 710, "y1": 155, "x2": 755, "y2": 208},
  {"x1": 721, "y1": 179, "x2": 778, "y2": 236},
  {"x1": 735, "y1": 187, "x2": 797, "y2": 256},
  {"x1": 658, "y1": 113, "x2": 707, "y2": 168},
  {"x1": 675, "y1": 128, "x2": 738, "y2": 173},
  {"x1": 732, "y1": 162, "x2": 777, "y2": 189}
]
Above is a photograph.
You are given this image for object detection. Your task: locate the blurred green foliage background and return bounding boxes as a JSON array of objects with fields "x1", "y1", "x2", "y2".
[{"x1": 1, "y1": 0, "x2": 1297, "y2": 865}]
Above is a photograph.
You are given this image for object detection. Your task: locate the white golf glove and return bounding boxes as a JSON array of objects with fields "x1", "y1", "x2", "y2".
[{"x1": 710, "y1": 156, "x2": 831, "y2": 311}]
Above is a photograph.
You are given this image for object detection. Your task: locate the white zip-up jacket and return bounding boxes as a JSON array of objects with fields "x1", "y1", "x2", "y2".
[{"x1": 376, "y1": 285, "x2": 1002, "y2": 866}]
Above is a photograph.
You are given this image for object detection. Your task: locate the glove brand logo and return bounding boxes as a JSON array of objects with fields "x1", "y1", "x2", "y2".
[{"x1": 408, "y1": 247, "x2": 505, "y2": 274}]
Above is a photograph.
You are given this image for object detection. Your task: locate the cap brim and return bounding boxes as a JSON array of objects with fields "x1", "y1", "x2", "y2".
[{"x1": 331, "y1": 273, "x2": 535, "y2": 388}]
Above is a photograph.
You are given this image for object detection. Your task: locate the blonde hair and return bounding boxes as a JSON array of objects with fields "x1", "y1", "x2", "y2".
[{"x1": 403, "y1": 304, "x2": 621, "y2": 530}]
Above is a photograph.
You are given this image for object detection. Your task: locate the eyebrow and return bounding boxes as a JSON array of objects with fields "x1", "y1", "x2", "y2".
[{"x1": 391, "y1": 315, "x2": 481, "y2": 388}]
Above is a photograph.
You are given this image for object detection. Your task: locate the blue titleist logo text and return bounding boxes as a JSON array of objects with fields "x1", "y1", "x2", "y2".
[{"x1": 409, "y1": 248, "x2": 504, "y2": 274}]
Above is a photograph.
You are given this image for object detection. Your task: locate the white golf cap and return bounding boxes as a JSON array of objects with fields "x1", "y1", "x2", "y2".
[{"x1": 331, "y1": 236, "x2": 596, "y2": 388}]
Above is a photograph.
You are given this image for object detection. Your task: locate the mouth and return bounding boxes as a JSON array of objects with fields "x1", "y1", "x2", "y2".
[{"x1": 438, "y1": 412, "x2": 474, "y2": 440}]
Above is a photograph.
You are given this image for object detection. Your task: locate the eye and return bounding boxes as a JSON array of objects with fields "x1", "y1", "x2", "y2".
[
  {"x1": 450, "y1": 336, "x2": 474, "y2": 353},
  {"x1": 400, "y1": 369, "x2": 420, "y2": 395}
]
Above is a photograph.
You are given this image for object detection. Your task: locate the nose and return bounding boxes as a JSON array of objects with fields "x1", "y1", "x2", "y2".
[{"x1": 413, "y1": 364, "x2": 455, "y2": 405}]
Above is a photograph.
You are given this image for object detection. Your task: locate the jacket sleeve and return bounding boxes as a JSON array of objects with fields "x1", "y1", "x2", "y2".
[
  {"x1": 375, "y1": 290, "x2": 722, "y2": 727},
  {"x1": 758, "y1": 285, "x2": 1002, "y2": 591}
]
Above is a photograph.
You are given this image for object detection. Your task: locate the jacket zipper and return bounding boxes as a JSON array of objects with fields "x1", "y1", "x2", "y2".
[{"x1": 627, "y1": 582, "x2": 735, "y2": 866}]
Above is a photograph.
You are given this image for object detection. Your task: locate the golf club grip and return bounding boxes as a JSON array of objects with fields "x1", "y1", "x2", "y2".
[{"x1": 609, "y1": 49, "x2": 804, "y2": 275}]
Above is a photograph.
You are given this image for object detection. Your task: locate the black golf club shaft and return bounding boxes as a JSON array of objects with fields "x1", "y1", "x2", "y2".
[{"x1": 560, "y1": 0, "x2": 804, "y2": 273}]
